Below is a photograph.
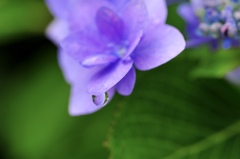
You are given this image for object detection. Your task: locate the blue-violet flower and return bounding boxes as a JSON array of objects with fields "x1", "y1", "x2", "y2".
[
  {"x1": 46, "y1": 0, "x2": 185, "y2": 116},
  {"x1": 226, "y1": 67, "x2": 240, "y2": 85},
  {"x1": 178, "y1": 0, "x2": 240, "y2": 49}
]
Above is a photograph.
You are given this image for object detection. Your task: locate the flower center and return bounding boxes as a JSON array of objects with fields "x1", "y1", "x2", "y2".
[
  {"x1": 108, "y1": 30, "x2": 143, "y2": 60},
  {"x1": 107, "y1": 42, "x2": 128, "y2": 58},
  {"x1": 196, "y1": 0, "x2": 240, "y2": 40}
]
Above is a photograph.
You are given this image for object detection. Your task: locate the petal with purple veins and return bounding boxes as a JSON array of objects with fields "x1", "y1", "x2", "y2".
[
  {"x1": 95, "y1": 7, "x2": 125, "y2": 43},
  {"x1": 132, "y1": 24, "x2": 185, "y2": 71},
  {"x1": 88, "y1": 60, "x2": 133, "y2": 95}
]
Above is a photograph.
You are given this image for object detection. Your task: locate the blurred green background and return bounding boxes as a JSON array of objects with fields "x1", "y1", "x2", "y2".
[{"x1": 1, "y1": 0, "x2": 240, "y2": 159}]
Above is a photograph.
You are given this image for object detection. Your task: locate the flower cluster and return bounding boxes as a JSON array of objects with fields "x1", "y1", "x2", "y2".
[
  {"x1": 46, "y1": 0, "x2": 185, "y2": 115},
  {"x1": 178, "y1": 0, "x2": 240, "y2": 49}
]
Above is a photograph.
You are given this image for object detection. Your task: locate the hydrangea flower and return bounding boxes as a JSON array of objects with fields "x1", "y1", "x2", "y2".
[
  {"x1": 46, "y1": 0, "x2": 185, "y2": 116},
  {"x1": 178, "y1": 0, "x2": 240, "y2": 49}
]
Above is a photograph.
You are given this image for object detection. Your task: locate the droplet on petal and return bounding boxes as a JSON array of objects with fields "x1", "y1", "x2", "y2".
[{"x1": 92, "y1": 92, "x2": 109, "y2": 106}]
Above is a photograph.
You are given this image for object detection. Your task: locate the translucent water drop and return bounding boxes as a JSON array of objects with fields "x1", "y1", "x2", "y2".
[{"x1": 92, "y1": 92, "x2": 109, "y2": 106}]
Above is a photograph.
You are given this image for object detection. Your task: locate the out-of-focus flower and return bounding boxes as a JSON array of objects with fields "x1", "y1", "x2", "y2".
[
  {"x1": 178, "y1": 0, "x2": 240, "y2": 49},
  {"x1": 226, "y1": 67, "x2": 240, "y2": 85},
  {"x1": 46, "y1": 0, "x2": 185, "y2": 116},
  {"x1": 167, "y1": 0, "x2": 187, "y2": 6}
]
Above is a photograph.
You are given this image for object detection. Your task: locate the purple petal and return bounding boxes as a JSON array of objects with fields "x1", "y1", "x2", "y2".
[
  {"x1": 186, "y1": 38, "x2": 212, "y2": 48},
  {"x1": 59, "y1": 51, "x2": 115, "y2": 115},
  {"x1": 190, "y1": 0, "x2": 203, "y2": 11},
  {"x1": 116, "y1": 67, "x2": 136, "y2": 96},
  {"x1": 58, "y1": 51, "x2": 81, "y2": 84},
  {"x1": 178, "y1": 3, "x2": 202, "y2": 42},
  {"x1": 88, "y1": 60, "x2": 133, "y2": 95},
  {"x1": 178, "y1": 3, "x2": 198, "y2": 24},
  {"x1": 58, "y1": 51, "x2": 102, "y2": 85},
  {"x1": 46, "y1": 19, "x2": 69, "y2": 45},
  {"x1": 132, "y1": 24, "x2": 185, "y2": 70},
  {"x1": 123, "y1": 30, "x2": 143, "y2": 59},
  {"x1": 60, "y1": 31, "x2": 108, "y2": 62},
  {"x1": 119, "y1": 0, "x2": 148, "y2": 42},
  {"x1": 68, "y1": 0, "x2": 113, "y2": 32},
  {"x1": 45, "y1": 0, "x2": 69, "y2": 19},
  {"x1": 143, "y1": 0, "x2": 167, "y2": 24},
  {"x1": 81, "y1": 54, "x2": 118, "y2": 68},
  {"x1": 95, "y1": 7, "x2": 124, "y2": 43},
  {"x1": 69, "y1": 85, "x2": 115, "y2": 116}
]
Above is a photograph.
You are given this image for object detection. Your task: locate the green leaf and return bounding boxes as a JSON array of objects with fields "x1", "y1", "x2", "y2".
[
  {"x1": 188, "y1": 47, "x2": 240, "y2": 79},
  {"x1": 0, "y1": 1, "x2": 51, "y2": 43},
  {"x1": 0, "y1": 49, "x2": 113, "y2": 159},
  {"x1": 108, "y1": 53, "x2": 240, "y2": 159}
]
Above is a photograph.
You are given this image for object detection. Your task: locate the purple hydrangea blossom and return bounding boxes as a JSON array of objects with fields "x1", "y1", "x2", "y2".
[
  {"x1": 46, "y1": 0, "x2": 185, "y2": 116},
  {"x1": 178, "y1": 0, "x2": 240, "y2": 49}
]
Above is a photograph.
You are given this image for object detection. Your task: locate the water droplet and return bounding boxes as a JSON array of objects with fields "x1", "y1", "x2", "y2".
[{"x1": 92, "y1": 92, "x2": 109, "y2": 106}]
